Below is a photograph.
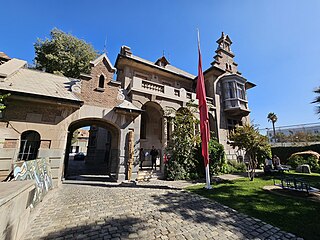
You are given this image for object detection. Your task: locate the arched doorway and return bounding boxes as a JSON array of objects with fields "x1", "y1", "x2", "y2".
[
  {"x1": 18, "y1": 130, "x2": 41, "y2": 160},
  {"x1": 140, "y1": 101, "x2": 163, "y2": 169},
  {"x1": 63, "y1": 118, "x2": 120, "y2": 181}
]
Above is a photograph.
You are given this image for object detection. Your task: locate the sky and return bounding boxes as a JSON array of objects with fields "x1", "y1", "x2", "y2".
[{"x1": 1, "y1": 0, "x2": 320, "y2": 131}]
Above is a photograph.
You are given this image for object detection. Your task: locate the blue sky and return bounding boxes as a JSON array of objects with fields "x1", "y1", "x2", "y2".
[{"x1": 1, "y1": 0, "x2": 320, "y2": 131}]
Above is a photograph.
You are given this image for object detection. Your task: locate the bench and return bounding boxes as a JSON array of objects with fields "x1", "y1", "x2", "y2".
[
  {"x1": 264, "y1": 166, "x2": 290, "y2": 175},
  {"x1": 274, "y1": 176, "x2": 319, "y2": 195}
]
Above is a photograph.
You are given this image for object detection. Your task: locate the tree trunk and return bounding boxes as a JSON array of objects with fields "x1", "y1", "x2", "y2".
[
  {"x1": 272, "y1": 122, "x2": 276, "y2": 142},
  {"x1": 247, "y1": 154, "x2": 257, "y2": 181}
]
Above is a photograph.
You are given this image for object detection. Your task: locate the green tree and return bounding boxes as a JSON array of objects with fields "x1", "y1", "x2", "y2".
[
  {"x1": 34, "y1": 28, "x2": 98, "y2": 78},
  {"x1": 229, "y1": 124, "x2": 271, "y2": 181},
  {"x1": 208, "y1": 137, "x2": 226, "y2": 174},
  {"x1": 0, "y1": 93, "x2": 10, "y2": 116},
  {"x1": 165, "y1": 106, "x2": 201, "y2": 180},
  {"x1": 267, "y1": 112, "x2": 278, "y2": 142}
]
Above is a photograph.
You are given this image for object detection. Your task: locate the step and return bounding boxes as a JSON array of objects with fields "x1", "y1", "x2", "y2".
[{"x1": 137, "y1": 170, "x2": 163, "y2": 181}]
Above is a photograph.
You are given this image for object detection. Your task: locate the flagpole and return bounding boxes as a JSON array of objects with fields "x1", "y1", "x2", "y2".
[
  {"x1": 197, "y1": 29, "x2": 212, "y2": 190},
  {"x1": 205, "y1": 164, "x2": 212, "y2": 189}
]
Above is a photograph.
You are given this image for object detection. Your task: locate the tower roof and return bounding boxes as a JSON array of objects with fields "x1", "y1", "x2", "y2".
[
  {"x1": 155, "y1": 56, "x2": 170, "y2": 67},
  {"x1": 216, "y1": 32, "x2": 232, "y2": 45}
]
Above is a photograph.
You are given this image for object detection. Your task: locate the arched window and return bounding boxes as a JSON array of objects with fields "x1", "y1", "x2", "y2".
[
  {"x1": 18, "y1": 130, "x2": 41, "y2": 160},
  {"x1": 98, "y1": 75, "x2": 105, "y2": 88}
]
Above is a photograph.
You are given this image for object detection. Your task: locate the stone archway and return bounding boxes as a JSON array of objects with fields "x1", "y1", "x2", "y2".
[
  {"x1": 63, "y1": 118, "x2": 120, "y2": 180},
  {"x1": 139, "y1": 101, "x2": 164, "y2": 169}
]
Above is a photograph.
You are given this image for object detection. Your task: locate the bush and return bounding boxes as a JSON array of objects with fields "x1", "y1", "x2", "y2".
[
  {"x1": 287, "y1": 155, "x2": 305, "y2": 169},
  {"x1": 307, "y1": 155, "x2": 319, "y2": 172},
  {"x1": 228, "y1": 160, "x2": 247, "y2": 173},
  {"x1": 165, "y1": 160, "x2": 187, "y2": 180},
  {"x1": 219, "y1": 163, "x2": 234, "y2": 174},
  {"x1": 287, "y1": 154, "x2": 320, "y2": 172},
  {"x1": 208, "y1": 138, "x2": 226, "y2": 175}
]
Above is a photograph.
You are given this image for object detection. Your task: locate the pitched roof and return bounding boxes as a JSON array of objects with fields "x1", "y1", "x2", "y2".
[
  {"x1": 131, "y1": 55, "x2": 195, "y2": 79},
  {"x1": 90, "y1": 53, "x2": 116, "y2": 72},
  {"x1": 0, "y1": 65, "x2": 81, "y2": 102},
  {"x1": 116, "y1": 47, "x2": 195, "y2": 80},
  {"x1": 0, "y1": 52, "x2": 10, "y2": 60},
  {"x1": 0, "y1": 58, "x2": 27, "y2": 78}
]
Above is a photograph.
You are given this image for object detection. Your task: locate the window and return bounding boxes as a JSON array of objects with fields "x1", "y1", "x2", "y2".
[
  {"x1": 18, "y1": 130, "x2": 41, "y2": 160},
  {"x1": 224, "y1": 81, "x2": 246, "y2": 100},
  {"x1": 236, "y1": 83, "x2": 246, "y2": 100},
  {"x1": 227, "y1": 82, "x2": 234, "y2": 98},
  {"x1": 98, "y1": 75, "x2": 105, "y2": 88}
]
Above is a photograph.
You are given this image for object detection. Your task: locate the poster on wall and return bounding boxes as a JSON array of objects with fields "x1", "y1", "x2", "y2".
[{"x1": 14, "y1": 158, "x2": 53, "y2": 208}]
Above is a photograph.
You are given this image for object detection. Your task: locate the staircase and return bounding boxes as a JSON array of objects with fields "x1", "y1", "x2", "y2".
[{"x1": 136, "y1": 169, "x2": 163, "y2": 181}]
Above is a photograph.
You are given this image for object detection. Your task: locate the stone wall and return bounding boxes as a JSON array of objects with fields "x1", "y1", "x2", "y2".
[{"x1": 0, "y1": 181, "x2": 35, "y2": 240}]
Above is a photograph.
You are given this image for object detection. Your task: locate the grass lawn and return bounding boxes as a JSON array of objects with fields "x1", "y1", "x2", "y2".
[{"x1": 187, "y1": 172, "x2": 320, "y2": 240}]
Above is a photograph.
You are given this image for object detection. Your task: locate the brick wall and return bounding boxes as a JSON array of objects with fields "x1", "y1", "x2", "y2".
[
  {"x1": 78, "y1": 59, "x2": 121, "y2": 108},
  {"x1": 3, "y1": 139, "x2": 18, "y2": 148}
]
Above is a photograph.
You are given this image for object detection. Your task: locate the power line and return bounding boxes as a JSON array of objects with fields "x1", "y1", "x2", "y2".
[{"x1": 258, "y1": 122, "x2": 320, "y2": 132}]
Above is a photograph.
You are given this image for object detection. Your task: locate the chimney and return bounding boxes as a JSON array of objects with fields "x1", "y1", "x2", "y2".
[{"x1": 120, "y1": 46, "x2": 132, "y2": 57}]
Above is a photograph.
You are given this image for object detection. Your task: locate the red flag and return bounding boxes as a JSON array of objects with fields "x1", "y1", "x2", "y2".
[{"x1": 196, "y1": 38, "x2": 210, "y2": 166}]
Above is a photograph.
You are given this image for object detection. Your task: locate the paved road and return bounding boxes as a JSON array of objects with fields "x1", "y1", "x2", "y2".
[{"x1": 23, "y1": 180, "x2": 301, "y2": 240}]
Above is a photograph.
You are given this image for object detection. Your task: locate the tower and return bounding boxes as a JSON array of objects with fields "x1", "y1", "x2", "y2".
[{"x1": 211, "y1": 32, "x2": 239, "y2": 74}]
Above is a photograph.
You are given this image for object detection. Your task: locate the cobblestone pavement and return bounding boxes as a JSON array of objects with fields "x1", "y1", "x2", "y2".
[{"x1": 23, "y1": 180, "x2": 302, "y2": 240}]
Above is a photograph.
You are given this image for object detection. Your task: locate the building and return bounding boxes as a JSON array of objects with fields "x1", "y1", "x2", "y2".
[
  {"x1": 0, "y1": 32, "x2": 255, "y2": 184},
  {"x1": 70, "y1": 129, "x2": 89, "y2": 154},
  {"x1": 266, "y1": 123, "x2": 320, "y2": 144}
]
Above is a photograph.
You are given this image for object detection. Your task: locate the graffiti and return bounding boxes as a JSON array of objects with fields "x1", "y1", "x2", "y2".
[{"x1": 14, "y1": 158, "x2": 53, "y2": 208}]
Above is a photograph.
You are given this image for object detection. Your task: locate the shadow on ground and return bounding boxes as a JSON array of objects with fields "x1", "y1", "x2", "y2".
[{"x1": 41, "y1": 217, "x2": 146, "y2": 240}]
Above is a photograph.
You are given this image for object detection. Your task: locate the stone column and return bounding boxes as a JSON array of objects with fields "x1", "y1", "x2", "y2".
[
  {"x1": 161, "y1": 117, "x2": 168, "y2": 172},
  {"x1": 127, "y1": 129, "x2": 134, "y2": 181}
]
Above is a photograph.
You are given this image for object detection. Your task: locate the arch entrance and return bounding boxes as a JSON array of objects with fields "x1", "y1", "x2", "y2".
[
  {"x1": 139, "y1": 101, "x2": 163, "y2": 169},
  {"x1": 64, "y1": 118, "x2": 120, "y2": 181}
]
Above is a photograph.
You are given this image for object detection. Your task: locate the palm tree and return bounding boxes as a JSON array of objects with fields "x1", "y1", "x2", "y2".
[
  {"x1": 267, "y1": 112, "x2": 277, "y2": 142},
  {"x1": 312, "y1": 87, "x2": 320, "y2": 115}
]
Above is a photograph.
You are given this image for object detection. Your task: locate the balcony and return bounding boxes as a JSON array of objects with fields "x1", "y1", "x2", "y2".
[
  {"x1": 224, "y1": 98, "x2": 250, "y2": 116},
  {"x1": 128, "y1": 77, "x2": 216, "y2": 107}
]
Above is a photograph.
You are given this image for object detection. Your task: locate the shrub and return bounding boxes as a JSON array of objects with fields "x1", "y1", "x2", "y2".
[
  {"x1": 287, "y1": 154, "x2": 320, "y2": 172},
  {"x1": 208, "y1": 138, "x2": 226, "y2": 175},
  {"x1": 307, "y1": 155, "x2": 319, "y2": 172},
  {"x1": 165, "y1": 160, "x2": 187, "y2": 180},
  {"x1": 228, "y1": 160, "x2": 247, "y2": 173},
  {"x1": 287, "y1": 155, "x2": 304, "y2": 169}
]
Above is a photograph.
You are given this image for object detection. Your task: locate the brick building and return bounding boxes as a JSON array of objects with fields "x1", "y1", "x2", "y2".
[{"x1": 0, "y1": 32, "x2": 255, "y2": 184}]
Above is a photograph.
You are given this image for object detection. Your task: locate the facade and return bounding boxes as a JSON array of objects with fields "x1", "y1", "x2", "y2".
[{"x1": 0, "y1": 32, "x2": 255, "y2": 184}]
